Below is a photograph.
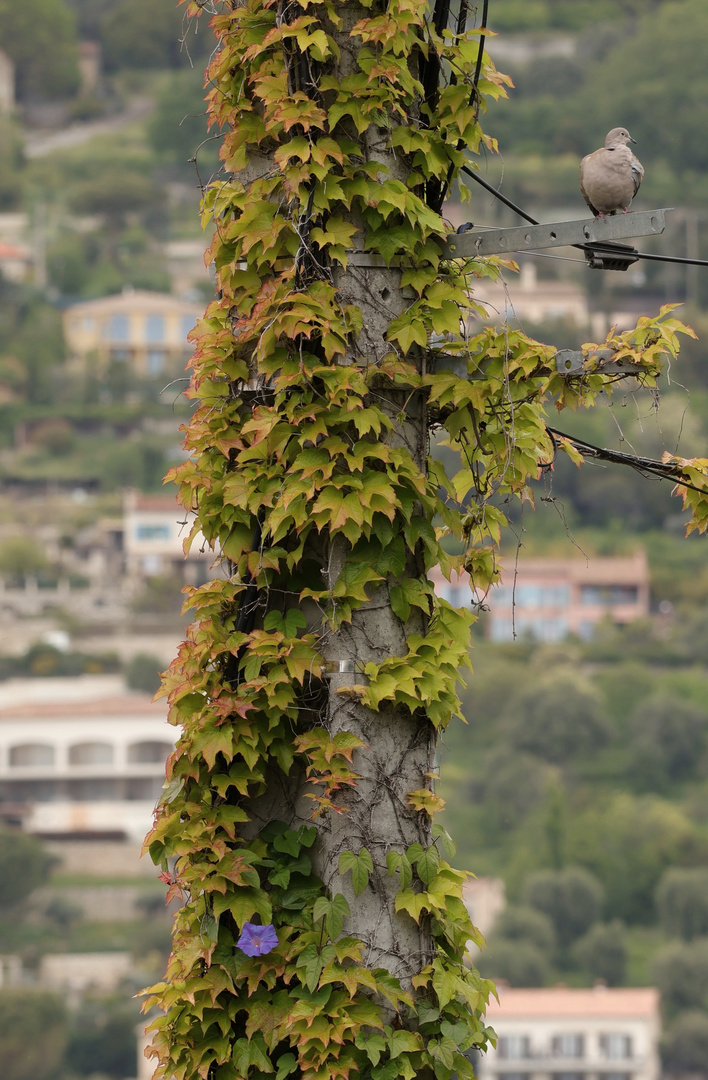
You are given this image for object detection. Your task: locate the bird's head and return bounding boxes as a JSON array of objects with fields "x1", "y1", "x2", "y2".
[{"x1": 605, "y1": 127, "x2": 636, "y2": 148}]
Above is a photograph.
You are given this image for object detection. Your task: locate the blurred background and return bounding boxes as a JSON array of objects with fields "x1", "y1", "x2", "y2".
[{"x1": 1, "y1": 0, "x2": 708, "y2": 1078}]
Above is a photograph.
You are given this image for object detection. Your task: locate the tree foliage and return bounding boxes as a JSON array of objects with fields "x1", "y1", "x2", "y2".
[
  {"x1": 627, "y1": 694, "x2": 708, "y2": 790},
  {"x1": 504, "y1": 672, "x2": 609, "y2": 763},
  {"x1": 0, "y1": 0, "x2": 79, "y2": 100},
  {"x1": 101, "y1": 0, "x2": 209, "y2": 70},
  {"x1": 522, "y1": 867, "x2": 603, "y2": 949},
  {"x1": 571, "y1": 921, "x2": 627, "y2": 987},
  {"x1": 662, "y1": 1010, "x2": 708, "y2": 1074},
  {"x1": 652, "y1": 938, "x2": 708, "y2": 1017},
  {"x1": 657, "y1": 867, "x2": 708, "y2": 941},
  {"x1": 0, "y1": 988, "x2": 66, "y2": 1080},
  {"x1": 0, "y1": 828, "x2": 53, "y2": 908}
]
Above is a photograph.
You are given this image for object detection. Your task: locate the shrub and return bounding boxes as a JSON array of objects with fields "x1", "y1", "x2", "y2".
[
  {"x1": 0, "y1": 988, "x2": 66, "y2": 1080},
  {"x1": 657, "y1": 867, "x2": 708, "y2": 940},
  {"x1": 476, "y1": 939, "x2": 550, "y2": 988},
  {"x1": 491, "y1": 905, "x2": 556, "y2": 953},
  {"x1": 504, "y1": 673, "x2": 610, "y2": 764},
  {"x1": 572, "y1": 921, "x2": 627, "y2": 986},
  {"x1": 662, "y1": 1010, "x2": 708, "y2": 1074},
  {"x1": 0, "y1": 830, "x2": 53, "y2": 909},
  {"x1": 522, "y1": 866, "x2": 603, "y2": 949},
  {"x1": 651, "y1": 938, "x2": 708, "y2": 1016},
  {"x1": 125, "y1": 653, "x2": 164, "y2": 695}
]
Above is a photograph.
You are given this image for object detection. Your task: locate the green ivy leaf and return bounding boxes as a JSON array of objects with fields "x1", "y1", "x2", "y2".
[
  {"x1": 275, "y1": 1053, "x2": 298, "y2": 1080},
  {"x1": 338, "y1": 847, "x2": 373, "y2": 895}
]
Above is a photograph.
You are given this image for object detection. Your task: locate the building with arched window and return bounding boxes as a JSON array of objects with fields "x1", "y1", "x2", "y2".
[
  {"x1": 62, "y1": 288, "x2": 203, "y2": 377},
  {"x1": 0, "y1": 675, "x2": 176, "y2": 843}
]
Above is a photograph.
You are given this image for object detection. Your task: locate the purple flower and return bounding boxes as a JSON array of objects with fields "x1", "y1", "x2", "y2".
[{"x1": 237, "y1": 922, "x2": 278, "y2": 957}]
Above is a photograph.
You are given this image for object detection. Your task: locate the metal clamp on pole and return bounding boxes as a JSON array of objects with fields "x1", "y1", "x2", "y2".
[
  {"x1": 441, "y1": 209, "x2": 670, "y2": 259},
  {"x1": 555, "y1": 349, "x2": 645, "y2": 376},
  {"x1": 582, "y1": 241, "x2": 639, "y2": 271}
]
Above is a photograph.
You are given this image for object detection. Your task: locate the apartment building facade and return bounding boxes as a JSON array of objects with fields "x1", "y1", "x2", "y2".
[
  {"x1": 430, "y1": 551, "x2": 649, "y2": 643},
  {"x1": 478, "y1": 986, "x2": 660, "y2": 1080}
]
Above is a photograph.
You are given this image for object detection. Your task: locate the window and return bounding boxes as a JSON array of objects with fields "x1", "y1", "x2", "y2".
[
  {"x1": 580, "y1": 585, "x2": 639, "y2": 606},
  {"x1": 135, "y1": 523, "x2": 171, "y2": 541},
  {"x1": 600, "y1": 1035, "x2": 632, "y2": 1060},
  {"x1": 68, "y1": 742, "x2": 114, "y2": 766},
  {"x1": 600, "y1": 1074, "x2": 631, "y2": 1080},
  {"x1": 498, "y1": 1074, "x2": 530, "y2": 1080},
  {"x1": 515, "y1": 584, "x2": 570, "y2": 609},
  {"x1": 68, "y1": 778, "x2": 119, "y2": 800},
  {"x1": 146, "y1": 349, "x2": 165, "y2": 376},
  {"x1": 498, "y1": 1036, "x2": 530, "y2": 1060},
  {"x1": 9, "y1": 743, "x2": 55, "y2": 767},
  {"x1": 104, "y1": 314, "x2": 130, "y2": 342},
  {"x1": 128, "y1": 741, "x2": 172, "y2": 765},
  {"x1": 181, "y1": 314, "x2": 196, "y2": 344},
  {"x1": 126, "y1": 776, "x2": 164, "y2": 800},
  {"x1": 145, "y1": 314, "x2": 165, "y2": 343},
  {"x1": 552, "y1": 1035, "x2": 584, "y2": 1059}
]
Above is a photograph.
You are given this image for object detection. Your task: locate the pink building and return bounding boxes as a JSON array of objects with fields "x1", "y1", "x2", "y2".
[{"x1": 430, "y1": 551, "x2": 650, "y2": 643}]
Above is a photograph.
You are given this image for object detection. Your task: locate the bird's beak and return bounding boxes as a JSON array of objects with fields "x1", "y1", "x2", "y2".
[{"x1": 629, "y1": 135, "x2": 637, "y2": 144}]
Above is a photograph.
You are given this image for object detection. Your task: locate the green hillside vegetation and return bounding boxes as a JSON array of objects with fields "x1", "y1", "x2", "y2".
[
  {"x1": 439, "y1": 622, "x2": 708, "y2": 1064},
  {"x1": 484, "y1": 0, "x2": 708, "y2": 217}
]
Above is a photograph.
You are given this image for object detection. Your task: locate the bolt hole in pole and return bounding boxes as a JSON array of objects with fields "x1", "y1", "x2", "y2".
[
  {"x1": 550, "y1": 231, "x2": 557, "y2": 239},
  {"x1": 583, "y1": 226, "x2": 591, "y2": 238},
  {"x1": 525, "y1": 234, "x2": 531, "y2": 244},
  {"x1": 381, "y1": 288, "x2": 390, "y2": 301}
]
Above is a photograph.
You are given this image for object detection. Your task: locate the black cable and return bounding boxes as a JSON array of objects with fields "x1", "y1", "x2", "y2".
[
  {"x1": 460, "y1": 163, "x2": 708, "y2": 269},
  {"x1": 437, "y1": 0, "x2": 489, "y2": 213},
  {"x1": 461, "y1": 164, "x2": 538, "y2": 225},
  {"x1": 470, "y1": 0, "x2": 489, "y2": 119},
  {"x1": 548, "y1": 427, "x2": 708, "y2": 496}
]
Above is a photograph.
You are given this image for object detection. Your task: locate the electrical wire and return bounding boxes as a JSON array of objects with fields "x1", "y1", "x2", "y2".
[
  {"x1": 437, "y1": 0, "x2": 489, "y2": 212},
  {"x1": 460, "y1": 163, "x2": 708, "y2": 269},
  {"x1": 547, "y1": 427, "x2": 708, "y2": 495}
]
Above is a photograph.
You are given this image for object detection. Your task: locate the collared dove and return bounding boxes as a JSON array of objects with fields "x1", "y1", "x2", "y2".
[{"x1": 579, "y1": 127, "x2": 644, "y2": 218}]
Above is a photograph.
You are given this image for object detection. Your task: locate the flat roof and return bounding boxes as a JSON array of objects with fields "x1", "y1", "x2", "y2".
[
  {"x1": 486, "y1": 986, "x2": 659, "y2": 1020},
  {"x1": 0, "y1": 694, "x2": 164, "y2": 720},
  {"x1": 64, "y1": 289, "x2": 202, "y2": 317}
]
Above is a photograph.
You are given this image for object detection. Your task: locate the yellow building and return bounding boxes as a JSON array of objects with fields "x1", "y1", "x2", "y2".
[{"x1": 62, "y1": 288, "x2": 203, "y2": 378}]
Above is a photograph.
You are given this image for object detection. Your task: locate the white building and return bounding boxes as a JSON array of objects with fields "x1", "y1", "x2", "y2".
[
  {"x1": 0, "y1": 50, "x2": 13, "y2": 114},
  {"x1": 124, "y1": 489, "x2": 213, "y2": 582},
  {"x1": 462, "y1": 877, "x2": 506, "y2": 940},
  {"x1": 470, "y1": 262, "x2": 590, "y2": 330},
  {"x1": 0, "y1": 675, "x2": 176, "y2": 843},
  {"x1": 478, "y1": 986, "x2": 660, "y2": 1080}
]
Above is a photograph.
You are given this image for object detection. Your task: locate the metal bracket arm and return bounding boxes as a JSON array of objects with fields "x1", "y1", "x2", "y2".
[{"x1": 441, "y1": 209, "x2": 670, "y2": 259}]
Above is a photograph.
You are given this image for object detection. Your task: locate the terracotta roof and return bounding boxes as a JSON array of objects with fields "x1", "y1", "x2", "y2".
[
  {"x1": 486, "y1": 986, "x2": 659, "y2": 1020},
  {"x1": 0, "y1": 241, "x2": 29, "y2": 260},
  {"x1": 0, "y1": 695, "x2": 166, "y2": 720},
  {"x1": 498, "y1": 552, "x2": 648, "y2": 585},
  {"x1": 130, "y1": 493, "x2": 182, "y2": 513},
  {"x1": 65, "y1": 290, "x2": 201, "y2": 316}
]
